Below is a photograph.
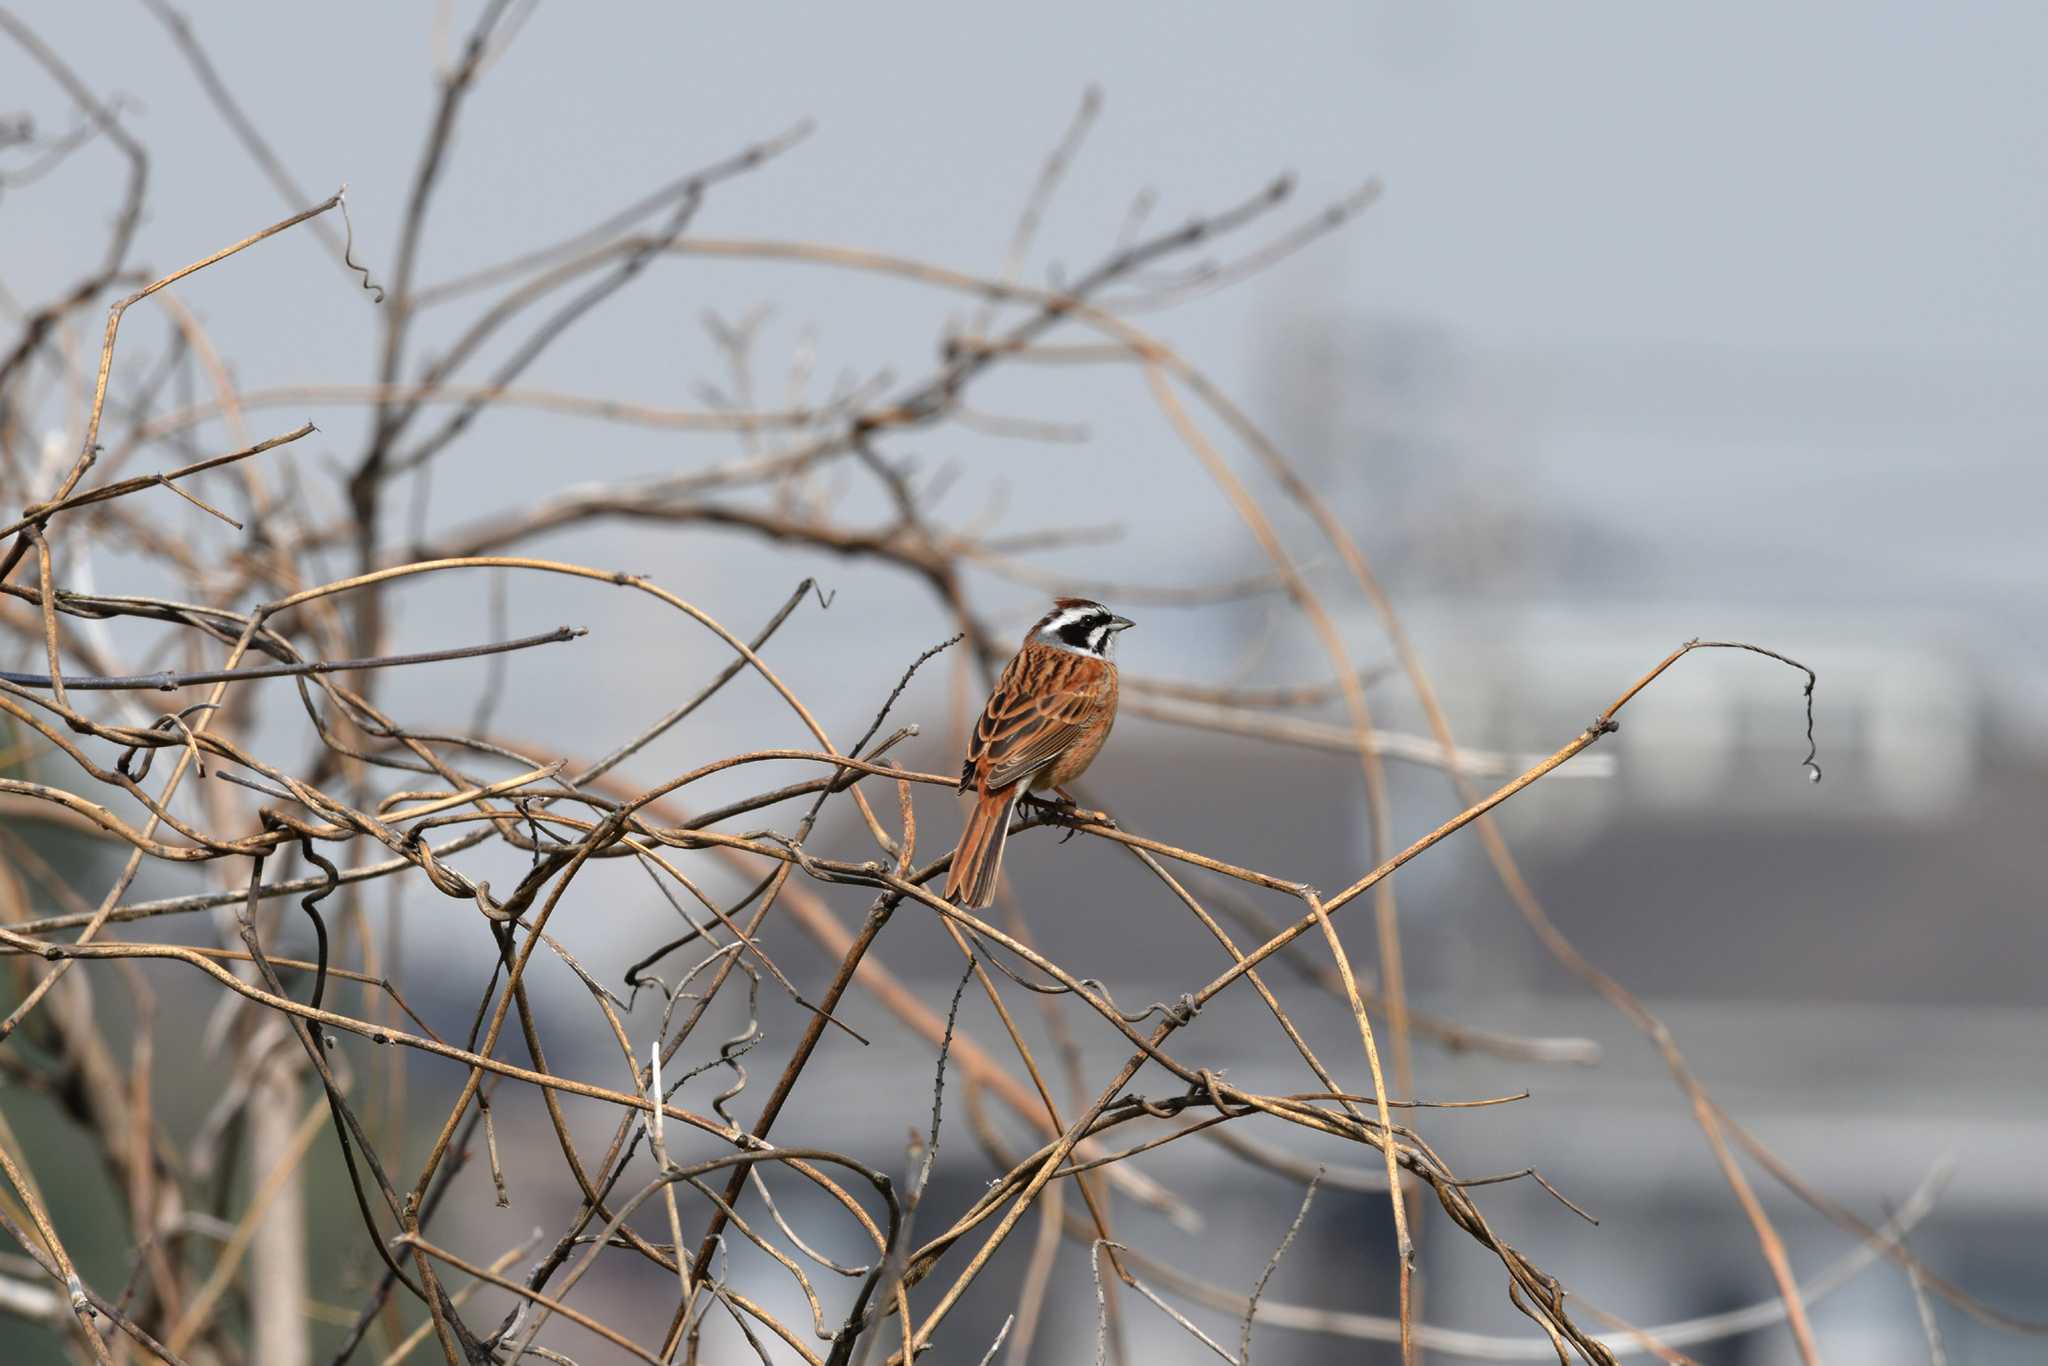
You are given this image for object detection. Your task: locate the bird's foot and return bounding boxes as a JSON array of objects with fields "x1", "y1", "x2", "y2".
[{"x1": 1023, "y1": 790, "x2": 1113, "y2": 842}]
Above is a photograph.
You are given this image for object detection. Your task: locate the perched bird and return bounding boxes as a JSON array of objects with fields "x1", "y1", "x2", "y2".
[{"x1": 944, "y1": 598, "x2": 1134, "y2": 908}]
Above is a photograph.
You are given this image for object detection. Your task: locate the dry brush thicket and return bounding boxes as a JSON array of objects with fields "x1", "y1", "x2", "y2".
[{"x1": 0, "y1": 7, "x2": 2029, "y2": 1366}]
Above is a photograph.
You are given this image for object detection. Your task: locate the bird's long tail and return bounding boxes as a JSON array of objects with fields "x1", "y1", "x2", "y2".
[{"x1": 944, "y1": 785, "x2": 1019, "y2": 909}]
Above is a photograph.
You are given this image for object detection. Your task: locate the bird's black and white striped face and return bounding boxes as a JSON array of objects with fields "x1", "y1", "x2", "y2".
[{"x1": 1028, "y1": 598, "x2": 1135, "y2": 659}]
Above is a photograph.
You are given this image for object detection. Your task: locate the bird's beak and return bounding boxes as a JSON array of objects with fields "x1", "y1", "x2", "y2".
[{"x1": 1108, "y1": 616, "x2": 1136, "y2": 633}]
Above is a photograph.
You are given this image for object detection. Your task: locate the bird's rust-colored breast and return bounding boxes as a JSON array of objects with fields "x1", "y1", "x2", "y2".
[{"x1": 1040, "y1": 660, "x2": 1117, "y2": 788}]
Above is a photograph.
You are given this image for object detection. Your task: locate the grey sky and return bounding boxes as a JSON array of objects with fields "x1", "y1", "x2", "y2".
[{"x1": 5, "y1": 1, "x2": 2040, "y2": 749}]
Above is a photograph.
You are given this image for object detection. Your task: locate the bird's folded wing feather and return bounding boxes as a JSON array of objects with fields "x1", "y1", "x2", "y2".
[{"x1": 968, "y1": 658, "x2": 1104, "y2": 792}]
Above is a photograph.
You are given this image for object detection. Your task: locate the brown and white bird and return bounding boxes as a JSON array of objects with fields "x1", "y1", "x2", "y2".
[{"x1": 944, "y1": 598, "x2": 1134, "y2": 908}]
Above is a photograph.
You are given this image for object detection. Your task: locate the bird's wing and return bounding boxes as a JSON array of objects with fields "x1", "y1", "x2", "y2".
[{"x1": 965, "y1": 651, "x2": 1107, "y2": 793}]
